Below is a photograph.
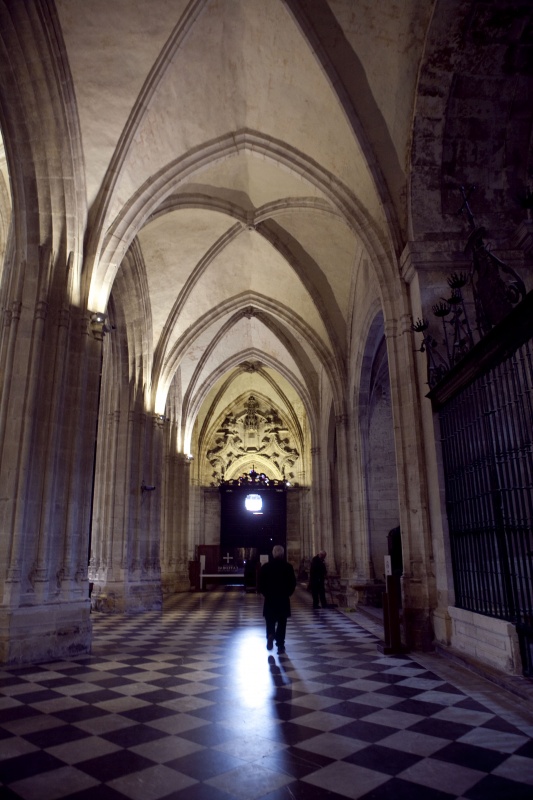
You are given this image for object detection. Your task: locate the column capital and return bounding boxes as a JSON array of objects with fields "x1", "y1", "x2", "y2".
[{"x1": 88, "y1": 312, "x2": 108, "y2": 341}]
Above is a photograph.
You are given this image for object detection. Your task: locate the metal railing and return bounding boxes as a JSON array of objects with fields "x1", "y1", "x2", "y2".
[{"x1": 439, "y1": 338, "x2": 533, "y2": 675}]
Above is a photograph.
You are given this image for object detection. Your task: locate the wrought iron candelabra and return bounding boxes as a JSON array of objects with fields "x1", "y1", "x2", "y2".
[{"x1": 412, "y1": 187, "x2": 526, "y2": 388}]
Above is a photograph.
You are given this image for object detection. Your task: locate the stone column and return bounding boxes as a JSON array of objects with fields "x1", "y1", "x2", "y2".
[
  {"x1": 334, "y1": 413, "x2": 355, "y2": 580},
  {"x1": 387, "y1": 243, "x2": 469, "y2": 650},
  {"x1": 161, "y1": 418, "x2": 178, "y2": 594},
  {"x1": 309, "y1": 446, "x2": 325, "y2": 557},
  {"x1": 90, "y1": 375, "x2": 163, "y2": 612},
  {"x1": 161, "y1": 432, "x2": 192, "y2": 594},
  {"x1": 0, "y1": 288, "x2": 100, "y2": 663}
]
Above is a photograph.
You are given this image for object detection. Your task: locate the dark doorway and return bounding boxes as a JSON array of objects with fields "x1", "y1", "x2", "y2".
[{"x1": 219, "y1": 486, "x2": 287, "y2": 565}]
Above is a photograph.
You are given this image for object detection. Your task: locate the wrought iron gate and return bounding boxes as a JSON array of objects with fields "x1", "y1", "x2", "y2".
[
  {"x1": 437, "y1": 336, "x2": 533, "y2": 675},
  {"x1": 412, "y1": 192, "x2": 533, "y2": 676}
]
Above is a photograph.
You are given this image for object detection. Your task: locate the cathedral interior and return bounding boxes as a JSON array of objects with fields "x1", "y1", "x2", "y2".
[
  {"x1": 0, "y1": 0, "x2": 533, "y2": 800},
  {"x1": 0, "y1": 4, "x2": 532, "y2": 794}
]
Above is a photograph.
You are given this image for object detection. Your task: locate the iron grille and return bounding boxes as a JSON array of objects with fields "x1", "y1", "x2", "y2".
[{"x1": 439, "y1": 338, "x2": 533, "y2": 675}]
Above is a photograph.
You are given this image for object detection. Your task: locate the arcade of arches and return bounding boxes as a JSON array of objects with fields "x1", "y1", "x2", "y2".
[{"x1": 0, "y1": 1, "x2": 532, "y2": 680}]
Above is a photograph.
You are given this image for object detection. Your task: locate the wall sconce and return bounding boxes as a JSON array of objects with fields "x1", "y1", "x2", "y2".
[
  {"x1": 141, "y1": 480, "x2": 156, "y2": 493},
  {"x1": 89, "y1": 312, "x2": 108, "y2": 341}
]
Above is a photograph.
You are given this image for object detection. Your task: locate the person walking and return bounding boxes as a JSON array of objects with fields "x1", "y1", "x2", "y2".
[
  {"x1": 309, "y1": 550, "x2": 328, "y2": 609},
  {"x1": 258, "y1": 545, "x2": 296, "y2": 655}
]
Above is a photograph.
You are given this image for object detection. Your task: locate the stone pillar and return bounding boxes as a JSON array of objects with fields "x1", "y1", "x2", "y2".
[
  {"x1": 90, "y1": 377, "x2": 163, "y2": 612},
  {"x1": 161, "y1": 417, "x2": 179, "y2": 594},
  {"x1": 310, "y1": 446, "x2": 326, "y2": 557},
  {"x1": 387, "y1": 243, "x2": 467, "y2": 650},
  {"x1": 334, "y1": 413, "x2": 355, "y2": 580},
  {"x1": 161, "y1": 445, "x2": 191, "y2": 594},
  {"x1": 0, "y1": 286, "x2": 99, "y2": 663},
  {"x1": 347, "y1": 415, "x2": 371, "y2": 585}
]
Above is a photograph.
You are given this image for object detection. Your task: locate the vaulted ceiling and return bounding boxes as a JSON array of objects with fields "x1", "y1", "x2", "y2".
[{"x1": 9, "y1": 0, "x2": 529, "y2": 465}]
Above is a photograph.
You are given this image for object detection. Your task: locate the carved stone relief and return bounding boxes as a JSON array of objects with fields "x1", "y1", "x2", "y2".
[{"x1": 206, "y1": 395, "x2": 300, "y2": 484}]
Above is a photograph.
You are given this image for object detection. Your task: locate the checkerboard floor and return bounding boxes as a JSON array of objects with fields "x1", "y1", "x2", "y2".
[{"x1": 1, "y1": 587, "x2": 533, "y2": 800}]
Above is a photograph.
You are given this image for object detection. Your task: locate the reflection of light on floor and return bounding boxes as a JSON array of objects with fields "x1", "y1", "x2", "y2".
[{"x1": 233, "y1": 630, "x2": 277, "y2": 708}]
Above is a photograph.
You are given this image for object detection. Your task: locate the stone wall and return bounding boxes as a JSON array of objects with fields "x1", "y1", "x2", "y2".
[{"x1": 448, "y1": 607, "x2": 522, "y2": 675}]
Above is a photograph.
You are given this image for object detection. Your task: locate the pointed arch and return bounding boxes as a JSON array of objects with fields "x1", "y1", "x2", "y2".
[
  {"x1": 88, "y1": 130, "x2": 398, "y2": 315},
  {"x1": 153, "y1": 291, "x2": 344, "y2": 419}
]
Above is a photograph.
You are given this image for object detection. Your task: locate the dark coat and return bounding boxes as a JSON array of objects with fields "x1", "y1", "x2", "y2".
[
  {"x1": 309, "y1": 554, "x2": 327, "y2": 587},
  {"x1": 259, "y1": 558, "x2": 296, "y2": 619}
]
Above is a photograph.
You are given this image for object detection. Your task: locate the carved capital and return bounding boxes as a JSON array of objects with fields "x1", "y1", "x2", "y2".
[
  {"x1": 35, "y1": 300, "x2": 48, "y2": 322},
  {"x1": 89, "y1": 312, "x2": 107, "y2": 341},
  {"x1": 58, "y1": 308, "x2": 70, "y2": 329}
]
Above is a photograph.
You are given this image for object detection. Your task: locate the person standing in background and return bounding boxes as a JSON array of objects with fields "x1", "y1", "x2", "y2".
[
  {"x1": 309, "y1": 550, "x2": 328, "y2": 609},
  {"x1": 259, "y1": 545, "x2": 296, "y2": 655}
]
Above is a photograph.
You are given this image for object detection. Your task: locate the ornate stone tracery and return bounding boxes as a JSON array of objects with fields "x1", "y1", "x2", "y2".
[{"x1": 206, "y1": 395, "x2": 300, "y2": 484}]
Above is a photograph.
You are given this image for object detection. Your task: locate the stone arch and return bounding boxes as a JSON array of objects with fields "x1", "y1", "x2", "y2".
[
  {"x1": 155, "y1": 291, "x2": 342, "y2": 426},
  {"x1": 283, "y1": 0, "x2": 405, "y2": 252},
  {"x1": 88, "y1": 130, "x2": 398, "y2": 315},
  {"x1": 0, "y1": 1, "x2": 86, "y2": 301},
  {"x1": 193, "y1": 358, "x2": 309, "y2": 454},
  {"x1": 199, "y1": 390, "x2": 303, "y2": 486},
  {"x1": 151, "y1": 202, "x2": 350, "y2": 375}
]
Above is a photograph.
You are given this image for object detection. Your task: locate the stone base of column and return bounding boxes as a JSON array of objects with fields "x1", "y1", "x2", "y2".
[
  {"x1": 402, "y1": 605, "x2": 435, "y2": 652},
  {"x1": 432, "y1": 606, "x2": 453, "y2": 645},
  {"x1": 90, "y1": 581, "x2": 162, "y2": 613},
  {"x1": 161, "y1": 569, "x2": 191, "y2": 595},
  {"x1": 0, "y1": 602, "x2": 92, "y2": 665}
]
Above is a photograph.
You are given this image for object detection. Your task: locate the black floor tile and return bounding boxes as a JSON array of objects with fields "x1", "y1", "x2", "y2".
[
  {"x1": 268, "y1": 721, "x2": 322, "y2": 746},
  {"x1": 332, "y1": 718, "x2": 399, "y2": 743},
  {"x1": 325, "y1": 699, "x2": 388, "y2": 719},
  {"x1": 464, "y1": 773, "x2": 533, "y2": 800},
  {"x1": 389, "y1": 698, "x2": 444, "y2": 717},
  {"x1": 164, "y1": 783, "x2": 234, "y2": 800},
  {"x1": 76, "y1": 749, "x2": 156, "y2": 781},
  {"x1": 358, "y1": 776, "x2": 456, "y2": 799},
  {"x1": 407, "y1": 717, "x2": 473, "y2": 740},
  {"x1": 343, "y1": 743, "x2": 422, "y2": 775},
  {"x1": 101, "y1": 722, "x2": 168, "y2": 747},
  {"x1": 0, "y1": 751, "x2": 66, "y2": 783},
  {"x1": 259, "y1": 745, "x2": 335, "y2": 778},
  {"x1": 23, "y1": 723, "x2": 90, "y2": 748},
  {"x1": 177, "y1": 722, "x2": 241, "y2": 747},
  {"x1": 261, "y1": 781, "x2": 349, "y2": 800},
  {"x1": 431, "y1": 740, "x2": 508, "y2": 771},
  {"x1": 67, "y1": 788, "x2": 131, "y2": 800},
  {"x1": 167, "y1": 748, "x2": 245, "y2": 779}
]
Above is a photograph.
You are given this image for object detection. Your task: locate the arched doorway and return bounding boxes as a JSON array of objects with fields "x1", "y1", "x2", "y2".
[{"x1": 219, "y1": 470, "x2": 287, "y2": 564}]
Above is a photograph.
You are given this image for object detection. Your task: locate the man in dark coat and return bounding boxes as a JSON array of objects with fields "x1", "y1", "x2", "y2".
[
  {"x1": 309, "y1": 550, "x2": 327, "y2": 609},
  {"x1": 258, "y1": 545, "x2": 296, "y2": 654}
]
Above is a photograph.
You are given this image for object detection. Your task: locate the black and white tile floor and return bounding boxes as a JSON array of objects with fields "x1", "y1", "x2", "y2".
[{"x1": 1, "y1": 587, "x2": 533, "y2": 800}]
